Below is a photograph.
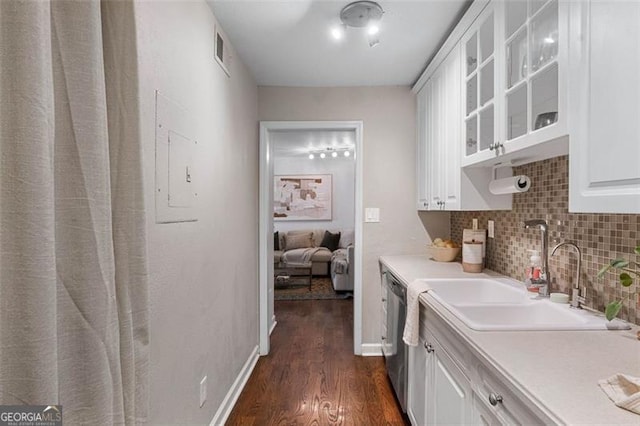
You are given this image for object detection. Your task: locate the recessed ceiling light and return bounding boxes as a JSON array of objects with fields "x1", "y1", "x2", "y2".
[
  {"x1": 332, "y1": 152, "x2": 338, "y2": 158},
  {"x1": 320, "y1": 152, "x2": 326, "y2": 159},
  {"x1": 308, "y1": 153, "x2": 315, "y2": 159},
  {"x1": 344, "y1": 151, "x2": 351, "y2": 157}
]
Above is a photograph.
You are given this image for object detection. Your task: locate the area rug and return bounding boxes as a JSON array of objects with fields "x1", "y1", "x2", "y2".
[{"x1": 275, "y1": 277, "x2": 353, "y2": 301}]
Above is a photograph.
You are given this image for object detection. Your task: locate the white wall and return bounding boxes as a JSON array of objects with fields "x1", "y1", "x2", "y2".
[
  {"x1": 259, "y1": 87, "x2": 450, "y2": 346},
  {"x1": 273, "y1": 154, "x2": 355, "y2": 233},
  {"x1": 136, "y1": 2, "x2": 259, "y2": 423}
]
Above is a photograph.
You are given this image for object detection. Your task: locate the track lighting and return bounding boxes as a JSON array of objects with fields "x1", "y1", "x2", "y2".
[
  {"x1": 307, "y1": 147, "x2": 353, "y2": 160},
  {"x1": 330, "y1": 1, "x2": 384, "y2": 47}
]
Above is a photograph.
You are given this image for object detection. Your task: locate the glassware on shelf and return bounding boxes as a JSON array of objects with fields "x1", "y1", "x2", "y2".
[
  {"x1": 480, "y1": 60, "x2": 494, "y2": 106},
  {"x1": 507, "y1": 84, "x2": 527, "y2": 140},
  {"x1": 467, "y1": 75, "x2": 478, "y2": 115},
  {"x1": 531, "y1": 64, "x2": 558, "y2": 130},
  {"x1": 479, "y1": 106, "x2": 495, "y2": 152},
  {"x1": 530, "y1": 1, "x2": 558, "y2": 72},
  {"x1": 507, "y1": 29, "x2": 527, "y2": 89},
  {"x1": 466, "y1": 33, "x2": 478, "y2": 76},
  {"x1": 466, "y1": 116, "x2": 478, "y2": 156}
]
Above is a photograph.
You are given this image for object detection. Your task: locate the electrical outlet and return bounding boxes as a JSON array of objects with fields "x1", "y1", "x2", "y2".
[
  {"x1": 199, "y1": 376, "x2": 207, "y2": 407},
  {"x1": 472, "y1": 218, "x2": 478, "y2": 230},
  {"x1": 488, "y1": 220, "x2": 495, "y2": 239}
]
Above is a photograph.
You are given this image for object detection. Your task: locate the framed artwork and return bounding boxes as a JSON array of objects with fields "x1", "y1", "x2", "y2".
[{"x1": 274, "y1": 174, "x2": 332, "y2": 221}]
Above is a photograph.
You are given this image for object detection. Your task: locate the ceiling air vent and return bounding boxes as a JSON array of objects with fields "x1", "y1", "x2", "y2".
[{"x1": 214, "y1": 25, "x2": 230, "y2": 77}]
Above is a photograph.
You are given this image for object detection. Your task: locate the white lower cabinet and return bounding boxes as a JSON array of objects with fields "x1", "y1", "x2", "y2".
[
  {"x1": 408, "y1": 321, "x2": 473, "y2": 425},
  {"x1": 407, "y1": 336, "x2": 428, "y2": 426},
  {"x1": 428, "y1": 331, "x2": 474, "y2": 425},
  {"x1": 407, "y1": 304, "x2": 549, "y2": 425}
]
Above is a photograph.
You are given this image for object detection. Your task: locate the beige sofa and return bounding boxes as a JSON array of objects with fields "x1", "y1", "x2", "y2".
[{"x1": 274, "y1": 229, "x2": 353, "y2": 278}]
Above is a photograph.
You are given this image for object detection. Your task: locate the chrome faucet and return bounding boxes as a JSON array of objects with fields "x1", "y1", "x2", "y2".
[
  {"x1": 523, "y1": 219, "x2": 550, "y2": 296},
  {"x1": 551, "y1": 242, "x2": 585, "y2": 309}
]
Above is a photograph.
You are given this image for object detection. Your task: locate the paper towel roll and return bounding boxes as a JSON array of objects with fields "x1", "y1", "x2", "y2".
[{"x1": 489, "y1": 175, "x2": 531, "y2": 195}]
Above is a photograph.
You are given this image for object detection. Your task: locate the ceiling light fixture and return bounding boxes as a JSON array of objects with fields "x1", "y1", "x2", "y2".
[
  {"x1": 307, "y1": 147, "x2": 354, "y2": 159},
  {"x1": 332, "y1": 1, "x2": 384, "y2": 47}
]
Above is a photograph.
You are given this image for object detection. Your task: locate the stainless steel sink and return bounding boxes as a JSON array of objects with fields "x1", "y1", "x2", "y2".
[{"x1": 418, "y1": 278, "x2": 631, "y2": 331}]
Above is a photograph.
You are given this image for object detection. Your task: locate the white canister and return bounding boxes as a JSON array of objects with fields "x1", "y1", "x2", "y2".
[{"x1": 462, "y1": 240, "x2": 484, "y2": 273}]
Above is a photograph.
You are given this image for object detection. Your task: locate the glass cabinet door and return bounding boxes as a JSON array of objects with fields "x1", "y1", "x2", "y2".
[
  {"x1": 504, "y1": 0, "x2": 559, "y2": 142},
  {"x1": 464, "y1": 10, "x2": 495, "y2": 159}
]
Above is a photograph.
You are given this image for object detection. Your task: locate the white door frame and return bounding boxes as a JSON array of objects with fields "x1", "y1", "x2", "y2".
[{"x1": 259, "y1": 121, "x2": 364, "y2": 355}]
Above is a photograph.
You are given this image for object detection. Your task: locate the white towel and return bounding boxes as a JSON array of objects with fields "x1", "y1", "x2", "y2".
[
  {"x1": 403, "y1": 280, "x2": 433, "y2": 346},
  {"x1": 598, "y1": 374, "x2": 640, "y2": 415}
]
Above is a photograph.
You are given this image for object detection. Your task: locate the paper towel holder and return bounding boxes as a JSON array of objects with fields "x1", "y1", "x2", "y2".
[{"x1": 489, "y1": 164, "x2": 531, "y2": 195}]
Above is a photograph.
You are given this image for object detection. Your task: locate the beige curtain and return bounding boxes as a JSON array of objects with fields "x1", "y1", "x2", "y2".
[{"x1": 0, "y1": 1, "x2": 149, "y2": 424}]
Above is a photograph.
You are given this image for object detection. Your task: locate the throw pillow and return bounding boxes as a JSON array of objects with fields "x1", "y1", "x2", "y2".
[
  {"x1": 284, "y1": 231, "x2": 313, "y2": 250},
  {"x1": 274, "y1": 231, "x2": 280, "y2": 251},
  {"x1": 320, "y1": 230, "x2": 341, "y2": 252}
]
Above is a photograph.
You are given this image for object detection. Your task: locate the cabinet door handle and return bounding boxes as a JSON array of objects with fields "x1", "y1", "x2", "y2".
[
  {"x1": 489, "y1": 393, "x2": 503, "y2": 406},
  {"x1": 382, "y1": 336, "x2": 386, "y2": 340},
  {"x1": 424, "y1": 343, "x2": 434, "y2": 353},
  {"x1": 382, "y1": 298, "x2": 386, "y2": 302}
]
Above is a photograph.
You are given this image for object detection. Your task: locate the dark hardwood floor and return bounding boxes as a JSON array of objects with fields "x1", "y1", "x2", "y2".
[{"x1": 226, "y1": 300, "x2": 409, "y2": 425}]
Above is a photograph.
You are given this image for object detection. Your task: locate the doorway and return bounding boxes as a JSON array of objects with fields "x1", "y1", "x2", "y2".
[{"x1": 259, "y1": 121, "x2": 363, "y2": 355}]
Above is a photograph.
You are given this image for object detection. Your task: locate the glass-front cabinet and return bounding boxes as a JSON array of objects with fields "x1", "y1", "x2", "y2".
[
  {"x1": 462, "y1": 0, "x2": 568, "y2": 167},
  {"x1": 463, "y1": 6, "x2": 497, "y2": 162}
]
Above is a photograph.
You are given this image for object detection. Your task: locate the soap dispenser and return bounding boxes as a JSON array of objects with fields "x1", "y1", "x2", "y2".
[{"x1": 525, "y1": 250, "x2": 543, "y2": 294}]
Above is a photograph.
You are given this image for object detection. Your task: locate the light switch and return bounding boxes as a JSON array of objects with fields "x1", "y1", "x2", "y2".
[
  {"x1": 365, "y1": 207, "x2": 380, "y2": 223},
  {"x1": 488, "y1": 220, "x2": 495, "y2": 238}
]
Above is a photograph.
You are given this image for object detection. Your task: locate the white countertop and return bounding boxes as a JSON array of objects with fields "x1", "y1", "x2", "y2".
[{"x1": 380, "y1": 255, "x2": 640, "y2": 425}]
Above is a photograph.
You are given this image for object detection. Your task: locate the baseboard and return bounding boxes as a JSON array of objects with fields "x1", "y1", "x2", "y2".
[
  {"x1": 209, "y1": 345, "x2": 259, "y2": 426},
  {"x1": 269, "y1": 315, "x2": 277, "y2": 335},
  {"x1": 360, "y1": 343, "x2": 382, "y2": 356}
]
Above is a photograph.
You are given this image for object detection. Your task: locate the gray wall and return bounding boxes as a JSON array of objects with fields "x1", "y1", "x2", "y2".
[
  {"x1": 136, "y1": 2, "x2": 259, "y2": 423},
  {"x1": 259, "y1": 86, "x2": 450, "y2": 346}
]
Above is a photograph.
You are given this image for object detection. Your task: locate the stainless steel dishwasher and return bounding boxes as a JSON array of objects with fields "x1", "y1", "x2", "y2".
[{"x1": 381, "y1": 270, "x2": 408, "y2": 412}]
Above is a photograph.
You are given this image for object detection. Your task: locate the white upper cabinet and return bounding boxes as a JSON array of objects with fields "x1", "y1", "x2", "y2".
[
  {"x1": 463, "y1": 5, "x2": 498, "y2": 165},
  {"x1": 568, "y1": 0, "x2": 640, "y2": 213},
  {"x1": 416, "y1": 31, "x2": 511, "y2": 211},
  {"x1": 462, "y1": 0, "x2": 570, "y2": 168},
  {"x1": 416, "y1": 84, "x2": 430, "y2": 210}
]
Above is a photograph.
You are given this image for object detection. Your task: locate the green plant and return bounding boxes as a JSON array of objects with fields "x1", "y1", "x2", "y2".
[{"x1": 597, "y1": 244, "x2": 640, "y2": 321}]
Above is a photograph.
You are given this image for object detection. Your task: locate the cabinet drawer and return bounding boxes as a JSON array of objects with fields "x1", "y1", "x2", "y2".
[{"x1": 474, "y1": 362, "x2": 545, "y2": 425}]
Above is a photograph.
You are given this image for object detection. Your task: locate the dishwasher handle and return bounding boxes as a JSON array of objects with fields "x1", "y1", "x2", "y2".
[{"x1": 387, "y1": 277, "x2": 406, "y2": 300}]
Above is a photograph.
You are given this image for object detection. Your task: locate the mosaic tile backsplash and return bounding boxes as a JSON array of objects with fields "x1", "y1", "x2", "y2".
[{"x1": 451, "y1": 155, "x2": 640, "y2": 325}]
